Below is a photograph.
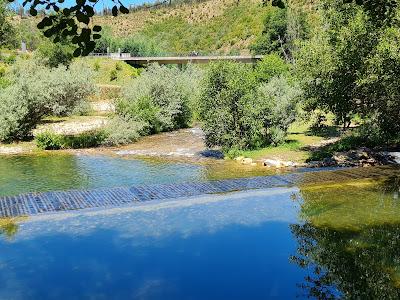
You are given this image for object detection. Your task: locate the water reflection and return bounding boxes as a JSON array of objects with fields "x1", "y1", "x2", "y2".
[
  {"x1": 291, "y1": 175, "x2": 400, "y2": 299},
  {"x1": 0, "y1": 153, "x2": 279, "y2": 197},
  {"x1": 0, "y1": 189, "x2": 306, "y2": 299}
]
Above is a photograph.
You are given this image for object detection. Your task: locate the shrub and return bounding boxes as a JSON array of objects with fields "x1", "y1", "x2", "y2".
[
  {"x1": 199, "y1": 62, "x2": 301, "y2": 150},
  {"x1": 198, "y1": 62, "x2": 259, "y2": 150},
  {"x1": 35, "y1": 131, "x2": 63, "y2": 150},
  {"x1": 117, "y1": 64, "x2": 198, "y2": 134},
  {"x1": 110, "y1": 69, "x2": 118, "y2": 81},
  {"x1": 256, "y1": 76, "x2": 302, "y2": 144},
  {"x1": 71, "y1": 100, "x2": 92, "y2": 116},
  {"x1": 102, "y1": 116, "x2": 145, "y2": 146},
  {"x1": 254, "y1": 54, "x2": 289, "y2": 83},
  {"x1": 35, "y1": 41, "x2": 74, "y2": 68},
  {"x1": 35, "y1": 131, "x2": 106, "y2": 150},
  {"x1": 62, "y1": 131, "x2": 106, "y2": 149},
  {"x1": 0, "y1": 60, "x2": 96, "y2": 141},
  {"x1": 0, "y1": 82, "x2": 43, "y2": 142}
]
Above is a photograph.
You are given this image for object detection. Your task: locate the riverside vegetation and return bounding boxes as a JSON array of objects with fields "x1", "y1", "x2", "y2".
[{"x1": 0, "y1": 0, "x2": 399, "y2": 164}]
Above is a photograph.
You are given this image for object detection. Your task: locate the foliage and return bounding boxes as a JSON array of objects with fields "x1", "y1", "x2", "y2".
[
  {"x1": 0, "y1": 0, "x2": 16, "y2": 48},
  {"x1": 0, "y1": 80, "x2": 43, "y2": 141},
  {"x1": 0, "y1": 60, "x2": 95, "y2": 141},
  {"x1": 254, "y1": 53, "x2": 289, "y2": 82},
  {"x1": 356, "y1": 27, "x2": 400, "y2": 140},
  {"x1": 35, "y1": 130, "x2": 106, "y2": 150},
  {"x1": 256, "y1": 76, "x2": 302, "y2": 145},
  {"x1": 250, "y1": 6, "x2": 288, "y2": 56},
  {"x1": 295, "y1": 0, "x2": 400, "y2": 140},
  {"x1": 250, "y1": 3, "x2": 309, "y2": 59},
  {"x1": 198, "y1": 62, "x2": 300, "y2": 150},
  {"x1": 35, "y1": 40, "x2": 74, "y2": 68},
  {"x1": 138, "y1": 1, "x2": 266, "y2": 55},
  {"x1": 93, "y1": 29, "x2": 163, "y2": 56},
  {"x1": 0, "y1": 62, "x2": 10, "y2": 88},
  {"x1": 117, "y1": 64, "x2": 199, "y2": 134},
  {"x1": 102, "y1": 116, "x2": 145, "y2": 146},
  {"x1": 35, "y1": 131, "x2": 63, "y2": 150}
]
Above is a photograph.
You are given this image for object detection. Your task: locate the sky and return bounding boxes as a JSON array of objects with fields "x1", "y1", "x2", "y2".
[{"x1": 11, "y1": 0, "x2": 157, "y2": 11}]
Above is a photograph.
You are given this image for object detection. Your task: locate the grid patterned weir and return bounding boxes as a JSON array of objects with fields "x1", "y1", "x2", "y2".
[{"x1": 0, "y1": 167, "x2": 398, "y2": 218}]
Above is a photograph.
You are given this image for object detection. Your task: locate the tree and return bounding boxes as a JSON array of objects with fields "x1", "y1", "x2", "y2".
[{"x1": 0, "y1": 0, "x2": 16, "y2": 48}]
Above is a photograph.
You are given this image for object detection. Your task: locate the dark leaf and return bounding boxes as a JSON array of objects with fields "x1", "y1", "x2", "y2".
[
  {"x1": 119, "y1": 5, "x2": 129, "y2": 14},
  {"x1": 93, "y1": 25, "x2": 102, "y2": 32},
  {"x1": 112, "y1": 5, "x2": 118, "y2": 16},
  {"x1": 73, "y1": 48, "x2": 82, "y2": 57},
  {"x1": 29, "y1": 7, "x2": 37, "y2": 16}
]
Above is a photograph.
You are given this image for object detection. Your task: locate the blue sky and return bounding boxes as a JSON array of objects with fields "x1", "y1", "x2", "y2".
[{"x1": 12, "y1": 0, "x2": 156, "y2": 10}]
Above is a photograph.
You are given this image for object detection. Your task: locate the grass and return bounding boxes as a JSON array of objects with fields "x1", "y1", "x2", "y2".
[
  {"x1": 241, "y1": 122, "x2": 326, "y2": 162},
  {"x1": 78, "y1": 57, "x2": 140, "y2": 85}
]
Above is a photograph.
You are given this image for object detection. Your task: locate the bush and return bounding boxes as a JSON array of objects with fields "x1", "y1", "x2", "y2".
[
  {"x1": 102, "y1": 116, "x2": 145, "y2": 146},
  {"x1": 0, "y1": 60, "x2": 96, "y2": 142},
  {"x1": 256, "y1": 76, "x2": 301, "y2": 144},
  {"x1": 0, "y1": 83, "x2": 43, "y2": 142},
  {"x1": 199, "y1": 62, "x2": 301, "y2": 150},
  {"x1": 254, "y1": 54, "x2": 289, "y2": 82},
  {"x1": 35, "y1": 131, "x2": 106, "y2": 150},
  {"x1": 35, "y1": 131, "x2": 63, "y2": 150},
  {"x1": 117, "y1": 64, "x2": 199, "y2": 134},
  {"x1": 35, "y1": 41, "x2": 74, "y2": 68},
  {"x1": 198, "y1": 62, "x2": 259, "y2": 150}
]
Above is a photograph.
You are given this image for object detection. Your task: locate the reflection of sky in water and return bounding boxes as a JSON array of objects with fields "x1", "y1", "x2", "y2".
[{"x1": 0, "y1": 188, "x2": 308, "y2": 299}]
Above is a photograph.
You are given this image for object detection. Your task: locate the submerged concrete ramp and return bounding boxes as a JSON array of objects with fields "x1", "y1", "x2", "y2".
[{"x1": 0, "y1": 167, "x2": 398, "y2": 218}]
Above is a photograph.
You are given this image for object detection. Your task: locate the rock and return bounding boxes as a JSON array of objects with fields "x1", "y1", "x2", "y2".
[
  {"x1": 322, "y1": 157, "x2": 337, "y2": 167},
  {"x1": 241, "y1": 158, "x2": 253, "y2": 165},
  {"x1": 235, "y1": 156, "x2": 245, "y2": 162},
  {"x1": 307, "y1": 161, "x2": 323, "y2": 168},
  {"x1": 389, "y1": 152, "x2": 400, "y2": 164},
  {"x1": 283, "y1": 161, "x2": 296, "y2": 167},
  {"x1": 263, "y1": 159, "x2": 284, "y2": 168}
]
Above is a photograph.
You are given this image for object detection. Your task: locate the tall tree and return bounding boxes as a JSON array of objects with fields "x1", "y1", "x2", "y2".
[{"x1": 0, "y1": 0, "x2": 16, "y2": 48}]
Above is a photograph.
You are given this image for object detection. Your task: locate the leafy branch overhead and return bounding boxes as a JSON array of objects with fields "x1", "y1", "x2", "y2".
[{"x1": 7, "y1": 0, "x2": 129, "y2": 56}]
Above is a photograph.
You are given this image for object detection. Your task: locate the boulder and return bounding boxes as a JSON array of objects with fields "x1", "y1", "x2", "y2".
[
  {"x1": 263, "y1": 159, "x2": 284, "y2": 168},
  {"x1": 241, "y1": 158, "x2": 253, "y2": 165}
]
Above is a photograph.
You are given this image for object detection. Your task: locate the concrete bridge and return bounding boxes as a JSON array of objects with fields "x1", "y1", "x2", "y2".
[
  {"x1": 91, "y1": 53, "x2": 264, "y2": 67},
  {"x1": 0, "y1": 167, "x2": 397, "y2": 218}
]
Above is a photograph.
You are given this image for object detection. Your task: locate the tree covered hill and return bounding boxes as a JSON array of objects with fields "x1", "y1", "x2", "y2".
[{"x1": 94, "y1": 0, "x2": 267, "y2": 55}]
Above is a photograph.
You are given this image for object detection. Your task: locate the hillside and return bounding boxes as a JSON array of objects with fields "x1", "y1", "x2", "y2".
[{"x1": 94, "y1": 0, "x2": 267, "y2": 55}]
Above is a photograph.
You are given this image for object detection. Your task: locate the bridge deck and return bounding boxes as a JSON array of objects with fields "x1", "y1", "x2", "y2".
[
  {"x1": 0, "y1": 167, "x2": 397, "y2": 218},
  {"x1": 116, "y1": 55, "x2": 263, "y2": 66}
]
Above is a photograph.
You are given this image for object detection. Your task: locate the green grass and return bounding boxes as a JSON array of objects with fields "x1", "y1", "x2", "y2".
[
  {"x1": 78, "y1": 57, "x2": 140, "y2": 85},
  {"x1": 241, "y1": 123, "x2": 326, "y2": 162}
]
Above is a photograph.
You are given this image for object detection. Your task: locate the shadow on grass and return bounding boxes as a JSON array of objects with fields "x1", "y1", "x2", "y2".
[
  {"x1": 306, "y1": 135, "x2": 377, "y2": 162},
  {"x1": 306, "y1": 125, "x2": 341, "y2": 138}
]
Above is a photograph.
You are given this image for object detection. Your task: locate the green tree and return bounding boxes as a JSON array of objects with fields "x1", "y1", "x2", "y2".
[
  {"x1": 250, "y1": 6, "x2": 288, "y2": 56},
  {"x1": 0, "y1": 0, "x2": 16, "y2": 48}
]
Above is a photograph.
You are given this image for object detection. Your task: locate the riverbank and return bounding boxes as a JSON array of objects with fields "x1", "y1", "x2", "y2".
[{"x1": 1, "y1": 118, "x2": 399, "y2": 170}]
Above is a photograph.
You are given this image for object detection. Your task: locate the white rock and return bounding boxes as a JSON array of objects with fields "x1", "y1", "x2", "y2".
[
  {"x1": 241, "y1": 158, "x2": 253, "y2": 165},
  {"x1": 389, "y1": 152, "x2": 400, "y2": 164},
  {"x1": 263, "y1": 159, "x2": 283, "y2": 168}
]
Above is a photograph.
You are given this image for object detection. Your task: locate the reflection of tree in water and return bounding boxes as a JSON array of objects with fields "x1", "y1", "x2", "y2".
[
  {"x1": 291, "y1": 176, "x2": 400, "y2": 299},
  {"x1": 0, "y1": 218, "x2": 19, "y2": 239}
]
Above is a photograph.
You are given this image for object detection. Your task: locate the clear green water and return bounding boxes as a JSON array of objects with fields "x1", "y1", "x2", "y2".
[
  {"x1": 0, "y1": 153, "x2": 278, "y2": 197},
  {"x1": 1, "y1": 153, "x2": 400, "y2": 299}
]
